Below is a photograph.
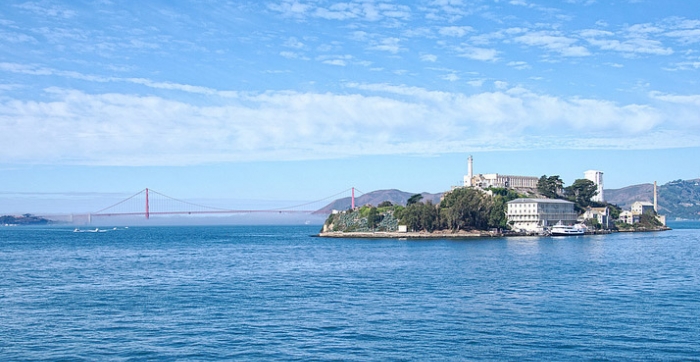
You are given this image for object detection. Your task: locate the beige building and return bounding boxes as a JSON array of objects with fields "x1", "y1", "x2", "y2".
[
  {"x1": 631, "y1": 201, "x2": 655, "y2": 215},
  {"x1": 582, "y1": 206, "x2": 610, "y2": 228},
  {"x1": 624, "y1": 201, "x2": 666, "y2": 226},
  {"x1": 619, "y1": 210, "x2": 638, "y2": 225},
  {"x1": 506, "y1": 198, "x2": 578, "y2": 232}
]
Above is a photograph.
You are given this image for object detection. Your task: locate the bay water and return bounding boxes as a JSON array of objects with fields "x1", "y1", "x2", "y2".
[{"x1": 1, "y1": 222, "x2": 699, "y2": 360}]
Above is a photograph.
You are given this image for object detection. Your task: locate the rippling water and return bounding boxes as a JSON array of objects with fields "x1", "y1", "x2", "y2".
[{"x1": 1, "y1": 223, "x2": 699, "y2": 360}]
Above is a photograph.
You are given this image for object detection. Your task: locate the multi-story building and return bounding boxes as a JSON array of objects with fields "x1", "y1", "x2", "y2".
[
  {"x1": 631, "y1": 201, "x2": 655, "y2": 215},
  {"x1": 462, "y1": 156, "x2": 538, "y2": 190},
  {"x1": 582, "y1": 206, "x2": 610, "y2": 229},
  {"x1": 619, "y1": 210, "x2": 639, "y2": 225},
  {"x1": 470, "y1": 173, "x2": 539, "y2": 189},
  {"x1": 584, "y1": 170, "x2": 604, "y2": 203},
  {"x1": 506, "y1": 198, "x2": 578, "y2": 232}
]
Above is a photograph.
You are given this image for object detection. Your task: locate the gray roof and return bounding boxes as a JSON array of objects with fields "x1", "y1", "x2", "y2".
[{"x1": 506, "y1": 198, "x2": 574, "y2": 205}]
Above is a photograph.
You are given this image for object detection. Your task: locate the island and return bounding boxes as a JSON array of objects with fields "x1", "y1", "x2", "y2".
[
  {"x1": 319, "y1": 173, "x2": 671, "y2": 238},
  {"x1": 1, "y1": 214, "x2": 51, "y2": 226}
]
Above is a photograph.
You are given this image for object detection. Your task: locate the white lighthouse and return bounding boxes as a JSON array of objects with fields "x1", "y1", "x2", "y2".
[{"x1": 464, "y1": 155, "x2": 474, "y2": 187}]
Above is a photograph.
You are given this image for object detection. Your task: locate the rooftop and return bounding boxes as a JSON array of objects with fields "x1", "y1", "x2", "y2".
[{"x1": 507, "y1": 198, "x2": 574, "y2": 205}]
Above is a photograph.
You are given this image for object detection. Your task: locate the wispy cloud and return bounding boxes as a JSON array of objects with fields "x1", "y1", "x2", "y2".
[
  {"x1": 438, "y1": 26, "x2": 473, "y2": 37},
  {"x1": 368, "y1": 37, "x2": 404, "y2": 54},
  {"x1": 456, "y1": 45, "x2": 499, "y2": 61},
  {"x1": 15, "y1": 1, "x2": 77, "y2": 19},
  {"x1": 513, "y1": 31, "x2": 591, "y2": 57}
]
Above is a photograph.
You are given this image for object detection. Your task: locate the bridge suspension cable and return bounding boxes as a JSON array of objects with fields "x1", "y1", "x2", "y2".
[{"x1": 90, "y1": 187, "x2": 361, "y2": 218}]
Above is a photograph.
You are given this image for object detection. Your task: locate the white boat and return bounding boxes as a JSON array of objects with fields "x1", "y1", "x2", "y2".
[{"x1": 550, "y1": 222, "x2": 586, "y2": 236}]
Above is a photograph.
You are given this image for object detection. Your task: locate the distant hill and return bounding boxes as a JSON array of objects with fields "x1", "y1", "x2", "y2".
[
  {"x1": 314, "y1": 189, "x2": 443, "y2": 214},
  {"x1": 605, "y1": 183, "x2": 655, "y2": 210},
  {"x1": 605, "y1": 179, "x2": 700, "y2": 220}
]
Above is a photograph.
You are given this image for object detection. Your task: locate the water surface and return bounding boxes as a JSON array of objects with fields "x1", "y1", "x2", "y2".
[{"x1": 1, "y1": 224, "x2": 699, "y2": 360}]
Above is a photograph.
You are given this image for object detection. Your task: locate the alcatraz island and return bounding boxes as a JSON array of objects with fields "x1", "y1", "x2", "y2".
[{"x1": 319, "y1": 156, "x2": 671, "y2": 238}]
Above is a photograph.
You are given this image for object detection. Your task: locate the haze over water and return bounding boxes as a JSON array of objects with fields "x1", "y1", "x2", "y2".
[{"x1": 1, "y1": 222, "x2": 699, "y2": 360}]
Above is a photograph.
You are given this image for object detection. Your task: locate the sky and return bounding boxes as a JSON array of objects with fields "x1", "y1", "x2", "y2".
[{"x1": 1, "y1": 0, "x2": 700, "y2": 214}]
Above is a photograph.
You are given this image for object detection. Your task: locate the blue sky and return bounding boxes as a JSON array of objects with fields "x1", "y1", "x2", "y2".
[{"x1": 1, "y1": 0, "x2": 700, "y2": 214}]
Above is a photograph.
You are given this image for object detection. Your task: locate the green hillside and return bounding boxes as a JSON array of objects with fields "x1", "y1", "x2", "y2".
[{"x1": 606, "y1": 179, "x2": 700, "y2": 220}]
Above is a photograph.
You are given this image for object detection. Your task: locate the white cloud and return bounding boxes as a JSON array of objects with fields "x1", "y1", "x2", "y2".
[
  {"x1": 267, "y1": 0, "x2": 311, "y2": 18},
  {"x1": 2, "y1": 84, "x2": 697, "y2": 165},
  {"x1": 585, "y1": 36, "x2": 673, "y2": 55},
  {"x1": 420, "y1": 54, "x2": 438, "y2": 62},
  {"x1": 456, "y1": 45, "x2": 499, "y2": 61},
  {"x1": 369, "y1": 37, "x2": 403, "y2": 54},
  {"x1": 283, "y1": 37, "x2": 304, "y2": 49},
  {"x1": 0, "y1": 31, "x2": 37, "y2": 43},
  {"x1": 316, "y1": 54, "x2": 353, "y2": 66},
  {"x1": 467, "y1": 79, "x2": 485, "y2": 87},
  {"x1": 280, "y1": 51, "x2": 302, "y2": 59},
  {"x1": 15, "y1": 2, "x2": 77, "y2": 18},
  {"x1": 581, "y1": 22, "x2": 676, "y2": 55},
  {"x1": 665, "y1": 28, "x2": 700, "y2": 45},
  {"x1": 514, "y1": 31, "x2": 591, "y2": 57},
  {"x1": 441, "y1": 73, "x2": 459, "y2": 81},
  {"x1": 323, "y1": 59, "x2": 347, "y2": 66},
  {"x1": 507, "y1": 61, "x2": 530, "y2": 69},
  {"x1": 438, "y1": 26, "x2": 473, "y2": 37},
  {"x1": 269, "y1": 1, "x2": 410, "y2": 22}
]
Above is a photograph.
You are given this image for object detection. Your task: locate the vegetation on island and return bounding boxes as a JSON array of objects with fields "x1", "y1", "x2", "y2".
[
  {"x1": 1, "y1": 214, "x2": 50, "y2": 226},
  {"x1": 323, "y1": 187, "x2": 523, "y2": 233},
  {"x1": 615, "y1": 210, "x2": 665, "y2": 231},
  {"x1": 537, "y1": 175, "x2": 600, "y2": 213}
]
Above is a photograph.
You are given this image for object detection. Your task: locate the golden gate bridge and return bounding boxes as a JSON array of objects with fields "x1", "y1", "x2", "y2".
[{"x1": 42, "y1": 187, "x2": 365, "y2": 222}]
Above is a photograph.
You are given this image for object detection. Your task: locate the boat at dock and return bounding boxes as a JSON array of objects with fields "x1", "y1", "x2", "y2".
[{"x1": 549, "y1": 222, "x2": 586, "y2": 236}]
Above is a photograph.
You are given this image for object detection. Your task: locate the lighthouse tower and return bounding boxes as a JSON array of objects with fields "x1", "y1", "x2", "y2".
[{"x1": 464, "y1": 155, "x2": 474, "y2": 187}]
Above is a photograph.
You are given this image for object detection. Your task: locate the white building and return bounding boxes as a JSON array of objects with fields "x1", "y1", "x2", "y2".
[
  {"x1": 469, "y1": 173, "x2": 539, "y2": 189},
  {"x1": 506, "y1": 198, "x2": 578, "y2": 232},
  {"x1": 584, "y1": 170, "x2": 604, "y2": 203}
]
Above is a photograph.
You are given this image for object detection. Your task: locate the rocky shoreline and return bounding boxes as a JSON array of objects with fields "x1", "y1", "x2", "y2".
[
  {"x1": 318, "y1": 227, "x2": 670, "y2": 239},
  {"x1": 318, "y1": 230, "x2": 497, "y2": 239}
]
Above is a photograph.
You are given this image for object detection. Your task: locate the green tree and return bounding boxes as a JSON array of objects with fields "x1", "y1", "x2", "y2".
[
  {"x1": 399, "y1": 200, "x2": 439, "y2": 232},
  {"x1": 564, "y1": 179, "x2": 598, "y2": 212},
  {"x1": 537, "y1": 175, "x2": 564, "y2": 199},
  {"x1": 401, "y1": 204, "x2": 421, "y2": 231},
  {"x1": 487, "y1": 188, "x2": 521, "y2": 229},
  {"x1": 407, "y1": 194, "x2": 423, "y2": 206},
  {"x1": 419, "y1": 201, "x2": 439, "y2": 232},
  {"x1": 367, "y1": 207, "x2": 380, "y2": 229},
  {"x1": 639, "y1": 210, "x2": 662, "y2": 228},
  {"x1": 607, "y1": 203, "x2": 622, "y2": 219},
  {"x1": 378, "y1": 201, "x2": 393, "y2": 208},
  {"x1": 439, "y1": 188, "x2": 492, "y2": 231}
]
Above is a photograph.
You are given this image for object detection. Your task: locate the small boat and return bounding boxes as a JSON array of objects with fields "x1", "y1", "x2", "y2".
[
  {"x1": 74, "y1": 228, "x2": 107, "y2": 233},
  {"x1": 550, "y1": 222, "x2": 585, "y2": 236}
]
